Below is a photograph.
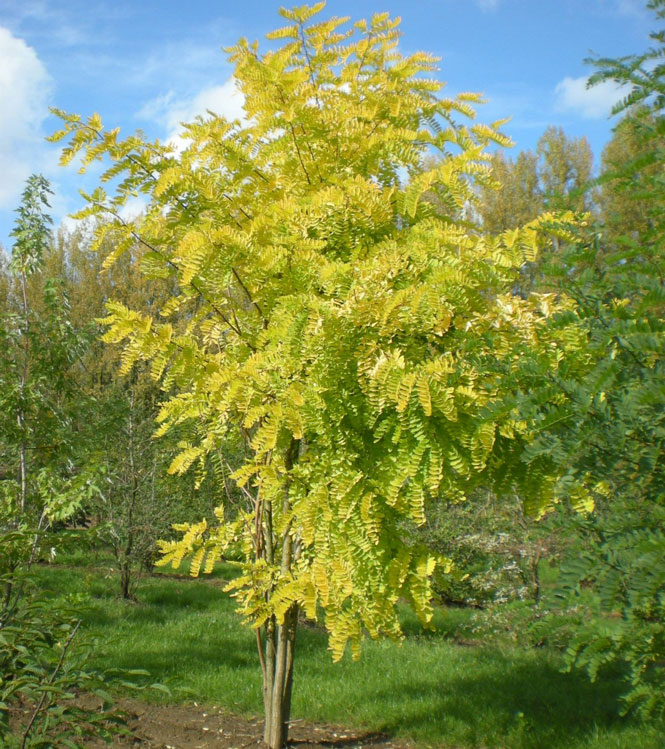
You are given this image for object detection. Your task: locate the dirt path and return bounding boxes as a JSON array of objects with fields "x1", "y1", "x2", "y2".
[{"x1": 89, "y1": 698, "x2": 412, "y2": 748}]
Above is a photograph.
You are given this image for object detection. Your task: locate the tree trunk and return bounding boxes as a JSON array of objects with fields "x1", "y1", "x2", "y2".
[
  {"x1": 120, "y1": 387, "x2": 138, "y2": 600},
  {"x1": 120, "y1": 560, "x2": 132, "y2": 600},
  {"x1": 263, "y1": 604, "x2": 298, "y2": 748},
  {"x1": 261, "y1": 438, "x2": 300, "y2": 748},
  {"x1": 18, "y1": 271, "x2": 30, "y2": 514}
]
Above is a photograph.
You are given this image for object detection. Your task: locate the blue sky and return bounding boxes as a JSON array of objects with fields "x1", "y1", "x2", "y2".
[{"x1": 0, "y1": 0, "x2": 655, "y2": 251}]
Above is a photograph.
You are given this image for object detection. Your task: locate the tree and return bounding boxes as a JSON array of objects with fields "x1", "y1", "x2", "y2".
[
  {"x1": 477, "y1": 127, "x2": 593, "y2": 235},
  {"x1": 515, "y1": 0, "x2": 665, "y2": 717},
  {"x1": 536, "y1": 126, "x2": 593, "y2": 214},
  {"x1": 0, "y1": 178, "x2": 100, "y2": 639},
  {"x1": 0, "y1": 183, "x2": 135, "y2": 748},
  {"x1": 6, "y1": 175, "x2": 53, "y2": 518},
  {"x1": 598, "y1": 110, "x2": 661, "y2": 249},
  {"x1": 0, "y1": 175, "x2": 85, "y2": 611},
  {"x1": 50, "y1": 5, "x2": 581, "y2": 746},
  {"x1": 477, "y1": 150, "x2": 542, "y2": 234},
  {"x1": 475, "y1": 127, "x2": 593, "y2": 296},
  {"x1": 52, "y1": 223, "x2": 218, "y2": 599}
]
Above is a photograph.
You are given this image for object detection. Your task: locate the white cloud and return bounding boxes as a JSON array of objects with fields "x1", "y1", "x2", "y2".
[
  {"x1": 592, "y1": 0, "x2": 650, "y2": 21},
  {"x1": 614, "y1": 0, "x2": 649, "y2": 19},
  {"x1": 165, "y1": 79, "x2": 246, "y2": 135},
  {"x1": 0, "y1": 26, "x2": 52, "y2": 210},
  {"x1": 138, "y1": 77, "x2": 246, "y2": 152},
  {"x1": 118, "y1": 196, "x2": 148, "y2": 222},
  {"x1": 554, "y1": 75, "x2": 630, "y2": 119},
  {"x1": 476, "y1": 0, "x2": 499, "y2": 10},
  {"x1": 58, "y1": 213, "x2": 84, "y2": 237}
]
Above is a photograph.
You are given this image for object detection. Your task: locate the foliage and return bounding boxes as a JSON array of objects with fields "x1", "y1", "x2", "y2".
[
  {"x1": 562, "y1": 524, "x2": 665, "y2": 718},
  {"x1": 477, "y1": 126, "x2": 593, "y2": 234},
  {"x1": 474, "y1": 127, "x2": 593, "y2": 298},
  {"x1": 0, "y1": 181, "x2": 141, "y2": 747},
  {"x1": 0, "y1": 280, "x2": 86, "y2": 512},
  {"x1": 0, "y1": 176, "x2": 92, "y2": 609},
  {"x1": 87, "y1": 373, "x2": 222, "y2": 598},
  {"x1": 420, "y1": 491, "x2": 562, "y2": 607},
  {"x1": 597, "y1": 112, "x2": 657, "y2": 248},
  {"x1": 0, "y1": 581, "x2": 124, "y2": 748},
  {"x1": 516, "y1": 0, "x2": 665, "y2": 718},
  {"x1": 8, "y1": 175, "x2": 53, "y2": 277},
  {"x1": 535, "y1": 126, "x2": 593, "y2": 214},
  {"x1": 41, "y1": 223, "x2": 223, "y2": 599},
  {"x1": 477, "y1": 150, "x2": 543, "y2": 233}
]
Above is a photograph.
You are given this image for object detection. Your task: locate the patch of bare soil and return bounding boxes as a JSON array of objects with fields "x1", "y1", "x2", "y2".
[{"x1": 85, "y1": 698, "x2": 412, "y2": 749}]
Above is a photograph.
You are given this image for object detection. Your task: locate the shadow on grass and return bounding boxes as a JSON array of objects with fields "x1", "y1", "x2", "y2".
[
  {"x1": 370, "y1": 654, "x2": 631, "y2": 747},
  {"x1": 109, "y1": 639, "x2": 255, "y2": 676},
  {"x1": 94, "y1": 592, "x2": 257, "y2": 677},
  {"x1": 291, "y1": 733, "x2": 394, "y2": 747}
]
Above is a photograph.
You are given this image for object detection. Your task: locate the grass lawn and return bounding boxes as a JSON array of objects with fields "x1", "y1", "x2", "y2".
[{"x1": 32, "y1": 560, "x2": 664, "y2": 749}]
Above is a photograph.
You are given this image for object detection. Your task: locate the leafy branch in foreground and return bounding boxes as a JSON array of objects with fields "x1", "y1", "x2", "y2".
[
  {"x1": 518, "y1": 0, "x2": 665, "y2": 718},
  {"x1": 0, "y1": 573, "x2": 167, "y2": 748}
]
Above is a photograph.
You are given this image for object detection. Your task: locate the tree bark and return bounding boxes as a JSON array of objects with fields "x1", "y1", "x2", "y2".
[
  {"x1": 262, "y1": 438, "x2": 300, "y2": 748},
  {"x1": 120, "y1": 560, "x2": 132, "y2": 600},
  {"x1": 264, "y1": 604, "x2": 298, "y2": 749},
  {"x1": 120, "y1": 388, "x2": 139, "y2": 600},
  {"x1": 18, "y1": 271, "x2": 30, "y2": 514}
]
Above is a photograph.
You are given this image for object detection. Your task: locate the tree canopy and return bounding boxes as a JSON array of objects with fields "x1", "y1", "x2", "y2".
[{"x1": 50, "y1": 4, "x2": 588, "y2": 746}]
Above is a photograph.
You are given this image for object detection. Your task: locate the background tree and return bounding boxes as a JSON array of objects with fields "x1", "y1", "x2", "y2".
[
  {"x1": 0, "y1": 176, "x2": 89, "y2": 613},
  {"x1": 0, "y1": 182, "x2": 138, "y2": 748},
  {"x1": 598, "y1": 110, "x2": 661, "y2": 249},
  {"x1": 514, "y1": 0, "x2": 665, "y2": 717},
  {"x1": 536, "y1": 126, "x2": 593, "y2": 214},
  {"x1": 477, "y1": 150, "x2": 542, "y2": 234},
  {"x1": 44, "y1": 222, "x2": 221, "y2": 599},
  {"x1": 475, "y1": 127, "x2": 593, "y2": 295},
  {"x1": 477, "y1": 127, "x2": 593, "y2": 234},
  {"x1": 6, "y1": 175, "x2": 54, "y2": 518}
]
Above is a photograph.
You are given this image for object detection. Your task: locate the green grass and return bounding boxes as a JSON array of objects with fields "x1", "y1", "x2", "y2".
[{"x1": 31, "y1": 563, "x2": 664, "y2": 749}]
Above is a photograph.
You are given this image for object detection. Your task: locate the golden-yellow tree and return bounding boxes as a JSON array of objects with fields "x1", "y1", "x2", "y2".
[{"x1": 50, "y1": 5, "x2": 584, "y2": 746}]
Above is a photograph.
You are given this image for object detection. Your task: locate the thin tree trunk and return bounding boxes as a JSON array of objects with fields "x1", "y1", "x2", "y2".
[
  {"x1": 18, "y1": 435, "x2": 27, "y2": 514},
  {"x1": 262, "y1": 499, "x2": 277, "y2": 743},
  {"x1": 120, "y1": 388, "x2": 138, "y2": 600},
  {"x1": 18, "y1": 272, "x2": 30, "y2": 514},
  {"x1": 262, "y1": 439, "x2": 300, "y2": 749},
  {"x1": 120, "y1": 561, "x2": 132, "y2": 600},
  {"x1": 531, "y1": 552, "x2": 541, "y2": 604},
  {"x1": 262, "y1": 616, "x2": 276, "y2": 743},
  {"x1": 279, "y1": 605, "x2": 298, "y2": 747},
  {"x1": 265, "y1": 604, "x2": 298, "y2": 749}
]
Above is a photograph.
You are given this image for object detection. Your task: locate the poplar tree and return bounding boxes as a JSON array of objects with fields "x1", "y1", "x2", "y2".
[
  {"x1": 50, "y1": 5, "x2": 582, "y2": 745},
  {"x1": 598, "y1": 111, "x2": 659, "y2": 249},
  {"x1": 7, "y1": 175, "x2": 53, "y2": 517},
  {"x1": 477, "y1": 127, "x2": 593, "y2": 236}
]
